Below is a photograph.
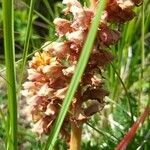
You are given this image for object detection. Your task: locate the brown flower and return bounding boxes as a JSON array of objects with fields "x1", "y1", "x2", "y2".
[
  {"x1": 106, "y1": 0, "x2": 136, "y2": 23},
  {"x1": 22, "y1": 0, "x2": 140, "y2": 140}
]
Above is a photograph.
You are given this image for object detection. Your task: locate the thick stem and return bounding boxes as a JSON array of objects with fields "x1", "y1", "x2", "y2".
[
  {"x1": 69, "y1": 123, "x2": 83, "y2": 150},
  {"x1": 90, "y1": 0, "x2": 97, "y2": 8}
]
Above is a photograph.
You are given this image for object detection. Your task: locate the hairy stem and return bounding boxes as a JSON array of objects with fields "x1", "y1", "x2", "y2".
[
  {"x1": 90, "y1": 0, "x2": 97, "y2": 8},
  {"x1": 69, "y1": 123, "x2": 83, "y2": 150}
]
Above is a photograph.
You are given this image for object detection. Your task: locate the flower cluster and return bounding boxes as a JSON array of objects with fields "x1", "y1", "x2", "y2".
[{"x1": 22, "y1": 0, "x2": 141, "y2": 140}]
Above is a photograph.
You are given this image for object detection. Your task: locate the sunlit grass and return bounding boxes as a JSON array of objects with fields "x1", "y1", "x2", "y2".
[
  {"x1": 2, "y1": 0, "x2": 17, "y2": 149},
  {"x1": 18, "y1": 0, "x2": 36, "y2": 92}
]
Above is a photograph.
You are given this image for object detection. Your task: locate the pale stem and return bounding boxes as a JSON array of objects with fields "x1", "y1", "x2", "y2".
[{"x1": 69, "y1": 123, "x2": 83, "y2": 150}]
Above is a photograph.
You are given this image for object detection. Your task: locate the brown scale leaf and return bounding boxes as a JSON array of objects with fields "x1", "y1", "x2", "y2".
[
  {"x1": 106, "y1": 0, "x2": 136, "y2": 23},
  {"x1": 82, "y1": 87, "x2": 109, "y2": 103},
  {"x1": 54, "y1": 18, "x2": 73, "y2": 36},
  {"x1": 98, "y1": 24, "x2": 120, "y2": 46},
  {"x1": 88, "y1": 49, "x2": 114, "y2": 67},
  {"x1": 84, "y1": 101, "x2": 100, "y2": 116}
]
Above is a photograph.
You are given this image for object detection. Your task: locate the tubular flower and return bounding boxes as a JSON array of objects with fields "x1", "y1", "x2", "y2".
[{"x1": 22, "y1": 0, "x2": 141, "y2": 140}]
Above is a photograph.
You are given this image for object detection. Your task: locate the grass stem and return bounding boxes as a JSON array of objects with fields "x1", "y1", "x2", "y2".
[
  {"x1": 18, "y1": 0, "x2": 36, "y2": 92},
  {"x1": 2, "y1": 0, "x2": 17, "y2": 149},
  {"x1": 139, "y1": 1, "x2": 145, "y2": 110}
]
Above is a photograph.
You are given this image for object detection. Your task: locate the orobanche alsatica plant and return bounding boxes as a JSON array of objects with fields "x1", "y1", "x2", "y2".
[{"x1": 22, "y1": 0, "x2": 141, "y2": 148}]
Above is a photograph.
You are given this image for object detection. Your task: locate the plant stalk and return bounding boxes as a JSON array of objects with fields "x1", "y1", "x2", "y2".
[
  {"x1": 2, "y1": 0, "x2": 17, "y2": 149},
  {"x1": 90, "y1": 0, "x2": 97, "y2": 8},
  {"x1": 69, "y1": 123, "x2": 83, "y2": 150}
]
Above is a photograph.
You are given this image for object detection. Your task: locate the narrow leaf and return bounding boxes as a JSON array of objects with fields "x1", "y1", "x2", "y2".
[
  {"x1": 2, "y1": 0, "x2": 17, "y2": 149},
  {"x1": 18, "y1": 0, "x2": 36, "y2": 92},
  {"x1": 115, "y1": 106, "x2": 150, "y2": 150}
]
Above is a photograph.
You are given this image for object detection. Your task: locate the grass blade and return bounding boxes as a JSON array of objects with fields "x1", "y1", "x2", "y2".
[
  {"x1": 2, "y1": 0, "x2": 17, "y2": 149},
  {"x1": 137, "y1": 129, "x2": 150, "y2": 150},
  {"x1": 23, "y1": 2, "x2": 54, "y2": 27},
  {"x1": 43, "y1": 0, "x2": 55, "y2": 19},
  {"x1": 139, "y1": 0, "x2": 145, "y2": 110},
  {"x1": 86, "y1": 122, "x2": 118, "y2": 143},
  {"x1": 44, "y1": 0, "x2": 107, "y2": 149},
  {"x1": 115, "y1": 106, "x2": 150, "y2": 150},
  {"x1": 18, "y1": 0, "x2": 36, "y2": 91},
  {"x1": 110, "y1": 63, "x2": 134, "y2": 123}
]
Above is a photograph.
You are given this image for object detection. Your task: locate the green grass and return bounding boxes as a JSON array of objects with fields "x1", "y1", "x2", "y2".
[
  {"x1": 18, "y1": 0, "x2": 36, "y2": 92},
  {"x1": 2, "y1": 0, "x2": 17, "y2": 149}
]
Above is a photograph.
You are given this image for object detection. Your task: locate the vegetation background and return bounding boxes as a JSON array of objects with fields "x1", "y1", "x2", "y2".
[{"x1": 0, "y1": 0, "x2": 149, "y2": 149}]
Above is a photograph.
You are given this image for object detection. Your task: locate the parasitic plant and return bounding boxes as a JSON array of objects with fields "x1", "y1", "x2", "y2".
[{"x1": 22, "y1": 0, "x2": 142, "y2": 149}]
